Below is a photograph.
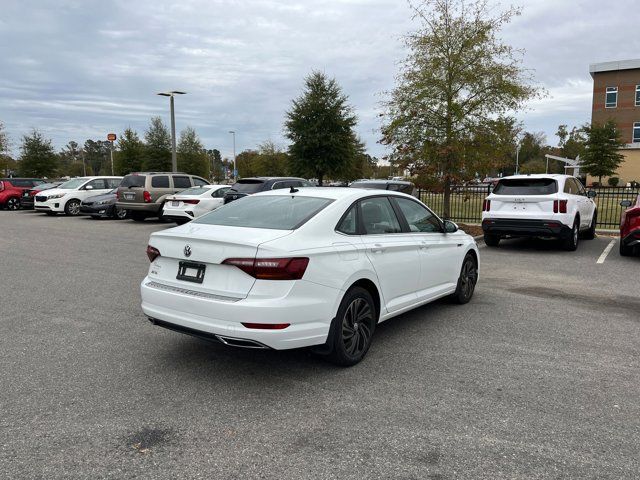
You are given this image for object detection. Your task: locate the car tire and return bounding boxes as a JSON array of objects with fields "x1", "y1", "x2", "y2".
[
  {"x1": 450, "y1": 253, "x2": 478, "y2": 304},
  {"x1": 114, "y1": 207, "x2": 128, "y2": 220},
  {"x1": 562, "y1": 217, "x2": 579, "y2": 251},
  {"x1": 131, "y1": 211, "x2": 146, "y2": 222},
  {"x1": 582, "y1": 210, "x2": 597, "y2": 240},
  {"x1": 64, "y1": 199, "x2": 81, "y2": 216},
  {"x1": 484, "y1": 234, "x2": 500, "y2": 247},
  {"x1": 6, "y1": 197, "x2": 21, "y2": 211},
  {"x1": 620, "y1": 240, "x2": 633, "y2": 257},
  {"x1": 322, "y1": 287, "x2": 377, "y2": 367}
]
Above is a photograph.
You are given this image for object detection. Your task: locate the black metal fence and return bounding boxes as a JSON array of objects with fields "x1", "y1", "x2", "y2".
[{"x1": 417, "y1": 185, "x2": 639, "y2": 229}]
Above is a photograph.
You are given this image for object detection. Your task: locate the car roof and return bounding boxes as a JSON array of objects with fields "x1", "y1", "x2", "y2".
[
  {"x1": 254, "y1": 186, "x2": 415, "y2": 201},
  {"x1": 351, "y1": 179, "x2": 413, "y2": 185},
  {"x1": 498, "y1": 174, "x2": 570, "y2": 180}
]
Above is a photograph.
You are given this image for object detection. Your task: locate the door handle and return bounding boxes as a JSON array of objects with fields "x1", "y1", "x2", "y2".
[
  {"x1": 370, "y1": 244, "x2": 385, "y2": 253},
  {"x1": 419, "y1": 241, "x2": 429, "y2": 250}
]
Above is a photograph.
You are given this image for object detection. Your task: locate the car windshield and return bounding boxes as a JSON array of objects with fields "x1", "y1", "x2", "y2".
[
  {"x1": 350, "y1": 182, "x2": 388, "y2": 190},
  {"x1": 493, "y1": 179, "x2": 558, "y2": 195},
  {"x1": 228, "y1": 180, "x2": 265, "y2": 193},
  {"x1": 35, "y1": 183, "x2": 58, "y2": 190},
  {"x1": 58, "y1": 178, "x2": 89, "y2": 189},
  {"x1": 194, "y1": 195, "x2": 334, "y2": 230},
  {"x1": 120, "y1": 175, "x2": 146, "y2": 188},
  {"x1": 176, "y1": 187, "x2": 210, "y2": 196}
]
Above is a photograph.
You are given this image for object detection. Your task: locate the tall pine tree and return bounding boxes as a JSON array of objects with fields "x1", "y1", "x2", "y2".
[
  {"x1": 19, "y1": 130, "x2": 58, "y2": 177},
  {"x1": 143, "y1": 117, "x2": 171, "y2": 172},
  {"x1": 177, "y1": 127, "x2": 209, "y2": 178},
  {"x1": 115, "y1": 128, "x2": 144, "y2": 175},
  {"x1": 285, "y1": 71, "x2": 359, "y2": 185},
  {"x1": 580, "y1": 120, "x2": 625, "y2": 185}
]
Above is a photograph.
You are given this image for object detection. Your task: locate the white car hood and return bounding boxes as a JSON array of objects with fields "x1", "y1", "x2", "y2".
[{"x1": 38, "y1": 188, "x2": 70, "y2": 197}]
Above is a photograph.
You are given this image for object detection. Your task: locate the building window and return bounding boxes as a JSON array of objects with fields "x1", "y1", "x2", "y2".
[
  {"x1": 605, "y1": 86, "x2": 618, "y2": 108},
  {"x1": 636, "y1": 85, "x2": 640, "y2": 107},
  {"x1": 633, "y1": 123, "x2": 640, "y2": 143}
]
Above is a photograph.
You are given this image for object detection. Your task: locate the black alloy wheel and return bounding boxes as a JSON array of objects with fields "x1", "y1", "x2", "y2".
[
  {"x1": 324, "y1": 287, "x2": 376, "y2": 366},
  {"x1": 6, "y1": 197, "x2": 20, "y2": 210},
  {"x1": 562, "y1": 218, "x2": 579, "y2": 251},
  {"x1": 115, "y1": 207, "x2": 128, "y2": 220},
  {"x1": 451, "y1": 253, "x2": 478, "y2": 304}
]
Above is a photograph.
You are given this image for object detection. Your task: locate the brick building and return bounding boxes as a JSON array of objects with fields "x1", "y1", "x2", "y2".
[{"x1": 589, "y1": 59, "x2": 640, "y2": 184}]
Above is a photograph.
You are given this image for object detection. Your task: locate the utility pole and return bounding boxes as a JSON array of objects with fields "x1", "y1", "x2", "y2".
[{"x1": 229, "y1": 130, "x2": 237, "y2": 181}]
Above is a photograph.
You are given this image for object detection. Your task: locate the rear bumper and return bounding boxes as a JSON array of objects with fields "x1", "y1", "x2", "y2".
[
  {"x1": 140, "y1": 276, "x2": 337, "y2": 350},
  {"x1": 621, "y1": 229, "x2": 640, "y2": 248},
  {"x1": 482, "y1": 218, "x2": 572, "y2": 238},
  {"x1": 116, "y1": 202, "x2": 162, "y2": 214}
]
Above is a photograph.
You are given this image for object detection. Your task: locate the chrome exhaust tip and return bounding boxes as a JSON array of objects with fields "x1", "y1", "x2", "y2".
[{"x1": 215, "y1": 335, "x2": 270, "y2": 349}]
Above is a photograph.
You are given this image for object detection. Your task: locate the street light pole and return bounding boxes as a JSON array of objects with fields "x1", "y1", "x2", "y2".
[
  {"x1": 515, "y1": 144, "x2": 521, "y2": 175},
  {"x1": 157, "y1": 91, "x2": 186, "y2": 172},
  {"x1": 229, "y1": 130, "x2": 236, "y2": 181}
]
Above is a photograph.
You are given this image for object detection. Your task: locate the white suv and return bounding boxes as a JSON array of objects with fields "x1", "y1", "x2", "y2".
[
  {"x1": 481, "y1": 174, "x2": 597, "y2": 251},
  {"x1": 34, "y1": 176, "x2": 123, "y2": 216}
]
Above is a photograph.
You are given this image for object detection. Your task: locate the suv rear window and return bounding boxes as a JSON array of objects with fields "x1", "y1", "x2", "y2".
[
  {"x1": 121, "y1": 175, "x2": 146, "y2": 188},
  {"x1": 493, "y1": 179, "x2": 558, "y2": 195},
  {"x1": 195, "y1": 195, "x2": 333, "y2": 230},
  {"x1": 229, "y1": 179, "x2": 265, "y2": 194}
]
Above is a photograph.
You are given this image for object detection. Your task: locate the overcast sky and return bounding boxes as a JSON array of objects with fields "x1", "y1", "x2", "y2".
[{"x1": 1, "y1": 0, "x2": 639, "y2": 160}]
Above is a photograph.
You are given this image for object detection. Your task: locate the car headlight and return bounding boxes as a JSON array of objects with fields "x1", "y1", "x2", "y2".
[
  {"x1": 96, "y1": 200, "x2": 112, "y2": 205},
  {"x1": 46, "y1": 193, "x2": 66, "y2": 200}
]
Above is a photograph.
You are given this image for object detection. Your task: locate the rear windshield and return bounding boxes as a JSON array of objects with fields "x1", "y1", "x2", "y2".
[
  {"x1": 194, "y1": 195, "x2": 333, "y2": 230},
  {"x1": 493, "y1": 179, "x2": 558, "y2": 195},
  {"x1": 350, "y1": 182, "x2": 387, "y2": 190},
  {"x1": 120, "y1": 175, "x2": 146, "y2": 188},
  {"x1": 228, "y1": 180, "x2": 264, "y2": 194},
  {"x1": 175, "y1": 187, "x2": 209, "y2": 196}
]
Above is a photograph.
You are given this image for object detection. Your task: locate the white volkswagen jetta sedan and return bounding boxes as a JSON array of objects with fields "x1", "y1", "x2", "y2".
[
  {"x1": 141, "y1": 188, "x2": 479, "y2": 365},
  {"x1": 161, "y1": 184, "x2": 231, "y2": 224}
]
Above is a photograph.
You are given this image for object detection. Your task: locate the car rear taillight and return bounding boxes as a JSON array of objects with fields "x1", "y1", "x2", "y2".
[
  {"x1": 482, "y1": 199, "x2": 491, "y2": 211},
  {"x1": 143, "y1": 191, "x2": 152, "y2": 203},
  {"x1": 146, "y1": 245, "x2": 160, "y2": 262},
  {"x1": 222, "y1": 257, "x2": 309, "y2": 280},
  {"x1": 553, "y1": 200, "x2": 568, "y2": 214},
  {"x1": 116, "y1": 190, "x2": 120, "y2": 200},
  {"x1": 241, "y1": 323, "x2": 290, "y2": 330},
  {"x1": 183, "y1": 199, "x2": 200, "y2": 205},
  {"x1": 0, "y1": 181, "x2": 4, "y2": 192}
]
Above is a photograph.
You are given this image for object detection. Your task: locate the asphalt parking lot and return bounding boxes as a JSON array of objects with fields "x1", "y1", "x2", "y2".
[{"x1": 1, "y1": 210, "x2": 639, "y2": 479}]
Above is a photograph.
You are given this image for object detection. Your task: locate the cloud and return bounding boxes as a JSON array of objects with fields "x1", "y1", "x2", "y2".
[{"x1": 1, "y1": 0, "x2": 640, "y2": 160}]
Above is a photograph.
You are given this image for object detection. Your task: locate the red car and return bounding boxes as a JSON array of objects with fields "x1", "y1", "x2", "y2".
[
  {"x1": 0, "y1": 178, "x2": 45, "y2": 210},
  {"x1": 620, "y1": 195, "x2": 640, "y2": 256}
]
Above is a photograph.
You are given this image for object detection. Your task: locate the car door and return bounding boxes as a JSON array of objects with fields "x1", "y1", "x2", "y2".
[
  {"x1": 81, "y1": 178, "x2": 109, "y2": 199},
  {"x1": 574, "y1": 179, "x2": 594, "y2": 227},
  {"x1": 358, "y1": 196, "x2": 421, "y2": 313},
  {"x1": 392, "y1": 196, "x2": 462, "y2": 298},
  {"x1": 210, "y1": 187, "x2": 229, "y2": 209}
]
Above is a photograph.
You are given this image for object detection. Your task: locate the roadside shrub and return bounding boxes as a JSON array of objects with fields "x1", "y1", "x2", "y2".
[{"x1": 607, "y1": 177, "x2": 620, "y2": 187}]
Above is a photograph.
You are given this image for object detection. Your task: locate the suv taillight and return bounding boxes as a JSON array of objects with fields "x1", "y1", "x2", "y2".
[
  {"x1": 143, "y1": 191, "x2": 152, "y2": 203},
  {"x1": 553, "y1": 200, "x2": 567, "y2": 214},
  {"x1": 482, "y1": 199, "x2": 491, "y2": 211},
  {"x1": 146, "y1": 245, "x2": 160, "y2": 262},
  {"x1": 222, "y1": 257, "x2": 309, "y2": 280},
  {"x1": 0, "y1": 181, "x2": 4, "y2": 192}
]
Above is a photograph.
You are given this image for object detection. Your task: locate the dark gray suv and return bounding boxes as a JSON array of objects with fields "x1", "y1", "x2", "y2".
[{"x1": 116, "y1": 172, "x2": 209, "y2": 221}]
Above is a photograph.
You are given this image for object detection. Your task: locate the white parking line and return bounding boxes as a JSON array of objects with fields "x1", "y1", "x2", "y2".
[{"x1": 596, "y1": 239, "x2": 616, "y2": 264}]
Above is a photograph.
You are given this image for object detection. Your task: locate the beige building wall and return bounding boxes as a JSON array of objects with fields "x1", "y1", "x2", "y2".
[{"x1": 586, "y1": 147, "x2": 640, "y2": 185}]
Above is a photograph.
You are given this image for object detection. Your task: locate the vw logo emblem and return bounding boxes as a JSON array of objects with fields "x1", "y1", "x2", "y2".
[{"x1": 184, "y1": 245, "x2": 192, "y2": 257}]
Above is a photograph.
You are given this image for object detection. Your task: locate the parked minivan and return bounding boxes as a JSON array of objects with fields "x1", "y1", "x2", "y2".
[
  {"x1": 34, "y1": 176, "x2": 123, "y2": 216},
  {"x1": 115, "y1": 172, "x2": 209, "y2": 221}
]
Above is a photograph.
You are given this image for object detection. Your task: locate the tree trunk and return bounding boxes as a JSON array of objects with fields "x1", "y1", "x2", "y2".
[
  {"x1": 318, "y1": 173, "x2": 323, "y2": 186},
  {"x1": 443, "y1": 176, "x2": 451, "y2": 220}
]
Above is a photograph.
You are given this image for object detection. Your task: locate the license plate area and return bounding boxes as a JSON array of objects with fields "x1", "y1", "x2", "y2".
[
  {"x1": 124, "y1": 193, "x2": 135, "y2": 200},
  {"x1": 172, "y1": 201, "x2": 180, "y2": 207},
  {"x1": 177, "y1": 261, "x2": 206, "y2": 284}
]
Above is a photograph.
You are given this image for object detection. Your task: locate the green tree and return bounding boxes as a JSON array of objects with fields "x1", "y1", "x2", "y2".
[
  {"x1": 114, "y1": 128, "x2": 144, "y2": 175},
  {"x1": 0, "y1": 121, "x2": 14, "y2": 176},
  {"x1": 580, "y1": 120, "x2": 625, "y2": 184},
  {"x1": 83, "y1": 139, "x2": 111, "y2": 175},
  {"x1": 206, "y1": 148, "x2": 226, "y2": 181},
  {"x1": 177, "y1": 126, "x2": 209, "y2": 178},
  {"x1": 556, "y1": 124, "x2": 587, "y2": 160},
  {"x1": 254, "y1": 141, "x2": 289, "y2": 177},
  {"x1": 19, "y1": 130, "x2": 58, "y2": 177},
  {"x1": 143, "y1": 116, "x2": 171, "y2": 172},
  {"x1": 58, "y1": 141, "x2": 83, "y2": 176},
  {"x1": 381, "y1": 0, "x2": 540, "y2": 218},
  {"x1": 285, "y1": 71, "x2": 359, "y2": 185},
  {"x1": 235, "y1": 149, "x2": 260, "y2": 178}
]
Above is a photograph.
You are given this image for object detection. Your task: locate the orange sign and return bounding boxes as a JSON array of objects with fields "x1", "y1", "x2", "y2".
[{"x1": 107, "y1": 133, "x2": 117, "y2": 141}]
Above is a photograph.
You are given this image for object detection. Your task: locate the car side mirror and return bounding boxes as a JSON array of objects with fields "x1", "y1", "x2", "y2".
[
  {"x1": 620, "y1": 200, "x2": 632, "y2": 207},
  {"x1": 587, "y1": 190, "x2": 597, "y2": 198},
  {"x1": 84, "y1": 185, "x2": 93, "y2": 190},
  {"x1": 444, "y1": 220, "x2": 458, "y2": 233}
]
